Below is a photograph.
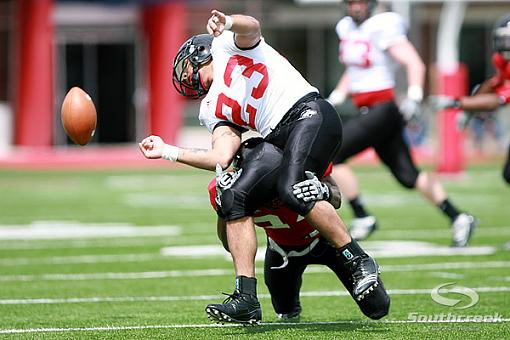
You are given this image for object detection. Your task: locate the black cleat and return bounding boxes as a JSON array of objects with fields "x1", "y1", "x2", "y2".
[
  {"x1": 356, "y1": 278, "x2": 391, "y2": 320},
  {"x1": 205, "y1": 290, "x2": 262, "y2": 325},
  {"x1": 346, "y1": 255, "x2": 380, "y2": 301},
  {"x1": 276, "y1": 306, "x2": 301, "y2": 323}
]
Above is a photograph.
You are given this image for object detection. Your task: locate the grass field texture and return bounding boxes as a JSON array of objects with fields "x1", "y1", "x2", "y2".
[{"x1": 0, "y1": 163, "x2": 509, "y2": 339}]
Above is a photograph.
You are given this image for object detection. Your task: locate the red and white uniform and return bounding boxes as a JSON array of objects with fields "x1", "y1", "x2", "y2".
[
  {"x1": 207, "y1": 164, "x2": 333, "y2": 247},
  {"x1": 335, "y1": 12, "x2": 407, "y2": 107},
  {"x1": 207, "y1": 180, "x2": 319, "y2": 247},
  {"x1": 491, "y1": 53, "x2": 510, "y2": 104},
  {"x1": 199, "y1": 31, "x2": 318, "y2": 137}
]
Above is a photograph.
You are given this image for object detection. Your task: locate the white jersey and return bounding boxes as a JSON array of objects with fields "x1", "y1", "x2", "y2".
[
  {"x1": 199, "y1": 31, "x2": 318, "y2": 137},
  {"x1": 335, "y1": 12, "x2": 407, "y2": 94}
]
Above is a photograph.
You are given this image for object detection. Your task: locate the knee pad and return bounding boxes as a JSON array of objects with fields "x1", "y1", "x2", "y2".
[
  {"x1": 277, "y1": 179, "x2": 314, "y2": 216},
  {"x1": 219, "y1": 188, "x2": 249, "y2": 221},
  {"x1": 357, "y1": 279, "x2": 391, "y2": 320}
]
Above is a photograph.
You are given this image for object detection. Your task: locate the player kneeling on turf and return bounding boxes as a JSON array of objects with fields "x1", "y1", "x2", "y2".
[{"x1": 208, "y1": 138, "x2": 390, "y2": 321}]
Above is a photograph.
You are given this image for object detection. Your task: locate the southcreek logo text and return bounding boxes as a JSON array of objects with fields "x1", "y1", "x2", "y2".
[{"x1": 407, "y1": 283, "x2": 503, "y2": 323}]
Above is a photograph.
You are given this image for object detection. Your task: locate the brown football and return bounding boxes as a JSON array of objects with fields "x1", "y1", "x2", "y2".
[{"x1": 61, "y1": 87, "x2": 97, "y2": 146}]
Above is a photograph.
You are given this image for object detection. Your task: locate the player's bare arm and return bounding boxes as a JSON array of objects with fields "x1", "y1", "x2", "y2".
[
  {"x1": 478, "y1": 78, "x2": 498, "y2": 94},
  {"x1": 174, "y1": 126, "x2": 241, "y2": 170},
  {"x1": 388, "y1": 40, "x2": 425, "y2": 90},
  {"x1": 328, "y1": 73, "x2": 350, "y2": 106},
  {"x1": 460, "y1": 93, "x2": 503, "y2": 112},
  {"x1": 138, "y1": 125, "x2": 241, "y2": 171},
  {"x1": 206, "y1": 9, "x2": 261, "y2": 49}
]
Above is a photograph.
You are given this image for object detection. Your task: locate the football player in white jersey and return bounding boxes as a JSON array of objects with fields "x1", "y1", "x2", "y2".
[
  {"x1": 209, "y1": 138, "x2": 390, "y2": 322},
  {"x1": 139, "y1": 9, "x2": 381, "y2": 324},
  {"x1": 328, "y1": 0, "x2": 477, "y2": 245}
]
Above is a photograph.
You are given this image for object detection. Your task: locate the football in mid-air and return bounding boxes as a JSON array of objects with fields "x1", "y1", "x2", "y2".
[{"x1": 61, "y1": 87, "x2": 97, "y2": 146}]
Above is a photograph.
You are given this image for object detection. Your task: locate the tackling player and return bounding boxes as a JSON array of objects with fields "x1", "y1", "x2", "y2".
[
  {"x1": 209, "y1": 138, "x2": 390, "y2": 322},
  {"x1": 139, "y1": 9, "x2": 381, "y2": 324},
  {"x1": 431, "y1": 14, "x2": 510, "y2": 185},
  {"x1": 327, "y1": 0, "x2": 477, "y2": 246}
]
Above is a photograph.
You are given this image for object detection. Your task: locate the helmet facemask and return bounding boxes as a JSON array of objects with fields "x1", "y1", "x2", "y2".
[
  {"x1": 494, "y1": 23, "x2": 510, "y2": 61},
  {"x1": 343, "y1": 0, "x2": 377, "y2": 26},
  {"x1": 172, "y1": 34, "x2": 213, "y2": 98}
]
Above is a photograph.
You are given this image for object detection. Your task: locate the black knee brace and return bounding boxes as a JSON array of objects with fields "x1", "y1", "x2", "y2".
[{"x1": 219, "y1": 188, "x2": 249, "y2": 222}]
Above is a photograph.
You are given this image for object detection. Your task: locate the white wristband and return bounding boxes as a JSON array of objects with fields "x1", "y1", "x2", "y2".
[
  {"x1": 161, "y1": 144, "x2": 179, "y2": 162},
  {"x1": 224, "y1": 15, "x2": 233, "y2": 30},
  {"x1": 407, "y1": 85, "x2": 423, "y2": 103},
  {"x1": 327, "y1": 89, "x2": 347, "y2": 106}
]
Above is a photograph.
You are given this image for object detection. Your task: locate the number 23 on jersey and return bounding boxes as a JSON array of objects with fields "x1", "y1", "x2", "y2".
[{"x1": 215, "y1": 55, "x2": 269, "y2": 129}]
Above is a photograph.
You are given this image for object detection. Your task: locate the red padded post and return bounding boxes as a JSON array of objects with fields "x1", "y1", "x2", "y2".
[
  {"x1": 14, "y1": 0, "x2": 54, "y2": 146},
  {"x1": 436, "y1": 64, "x2": 468, "y2": 173},
  {"x1": 143, "y1": 1, "x2": 186, "y2": 144}
]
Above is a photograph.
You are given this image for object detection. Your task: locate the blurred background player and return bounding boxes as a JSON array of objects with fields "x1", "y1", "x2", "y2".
[
  {"x1": 431, "y1": 14, "x2": 510, "y2": 186},
  {"x1": 209, "y1": 138, "x2": 390, "y2": 322},
  {"x1": 140, "y1": 9, "x2": 381, "y2": 324},
  {"x1": 327, "y1": 0, "x2": 477, "y2": 246}
]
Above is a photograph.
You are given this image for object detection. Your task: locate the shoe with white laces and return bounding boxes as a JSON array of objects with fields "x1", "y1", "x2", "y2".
[
  {"x1": 350, "y1": 216, "x2": 377, "y2": 240},
  {"x1": 346, "y1": 255, "x2": 380, "y2": 301},
  {"x1": 205, "y1": 290, "x2": 262, "y2": 325},
  {"x1": 451, "y1": 213, "x2": 477, "y2": 247}
]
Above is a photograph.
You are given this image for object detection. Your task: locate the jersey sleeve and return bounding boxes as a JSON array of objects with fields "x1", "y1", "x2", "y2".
[
  {"x1": 208, "y1": 178, "x2": 227, "y2": 219},
  {"x1": 212, "y1": 30, "x2": 238, "y2": 54},
  {"x1": 335, "y1": 17, "x2": 349, "y2": 40},
  {"x1": 371, "y1": 12, "x2": 408, "y2": 50},
  {"x1": 207, "y1": 179, "x2": 218, "y2": 211},
  {"x1": 198, "y1": 95, "x2": 221, "y2": 133},
  {"x1": 323, "y1": 162, "x2": 333, "y2": 178}
]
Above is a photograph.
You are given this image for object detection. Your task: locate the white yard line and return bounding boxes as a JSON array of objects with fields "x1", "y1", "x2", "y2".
[
  {"x1": 160, "y1": 241, "x2": 497, "y2": 259},
  {"x1": 0, "y1": 253, "x2": 161, "y2": 266},
  {"x1": 377, "y1": 227, "x2": 510, "y2": 239},
  {"x1": 1, "y1": 318, "x2": 509, "y2": 334},
  {"x1": 1, "y1": 286, "x2": 509, "y2": 305},
  {"x1": 0, "y1": 224, "x2": 508, "y2": 248},
  {"x1": 0, "y1": 221, "x2": 180, "y2": 240},
  {"x1": 1, "y1": 261, "x2": 509, "y2": 282},
  {"x1": 0, "y1": 237, "x2": 196, "y2": 250},
  {"x1": 0, "y1": 240, "x2": 498, "y2": 266}
]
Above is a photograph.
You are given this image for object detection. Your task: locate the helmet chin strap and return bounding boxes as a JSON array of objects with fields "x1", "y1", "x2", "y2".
[
  {"x1": 199, "y1": 76, "x2": 208, "y2": 93},
  {"x1": 191, "y1": 64, "x2": 208, "y2": 98}
]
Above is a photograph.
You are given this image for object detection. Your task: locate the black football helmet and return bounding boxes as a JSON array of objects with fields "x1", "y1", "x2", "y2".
[
  {"x1": 493, "y1": 14, "x2": 510, "y2": 60},
  {"x1": 343, "y1": 0, "x2": 378, "y2": 25},
  {"x1": 172, "y1": 34, "x2": 213, "y2": 98}
]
